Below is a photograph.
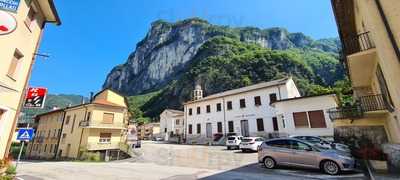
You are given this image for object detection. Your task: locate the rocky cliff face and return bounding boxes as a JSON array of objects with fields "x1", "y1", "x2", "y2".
[{"x1": 103, "y1": 18, "x2": 339, "y2": 95}]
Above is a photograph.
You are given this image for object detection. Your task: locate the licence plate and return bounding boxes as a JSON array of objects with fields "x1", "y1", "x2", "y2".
[
  {"x1": 228, "y1": 141, "x2": 234, "y2": 143},
  {"x1": 242, "y1": 143, "x2": 248, "y2": 145}
]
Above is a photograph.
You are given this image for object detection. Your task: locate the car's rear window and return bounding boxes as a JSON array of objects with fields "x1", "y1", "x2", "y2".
[
  {"x1": 228, "y1": 137, "x2": 236, "y2": 140},
  {"x1": 242, "y1": 138, "x2": 254, "y2": 142}
]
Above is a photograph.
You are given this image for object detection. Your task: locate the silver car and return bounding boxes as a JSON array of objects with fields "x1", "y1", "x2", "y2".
[
  {"x1": 258, "y1": 138, "x2": 355, "y2": 175},
  {"x1": 290, "y1": 135, "x2": 351, "y2": 153}
]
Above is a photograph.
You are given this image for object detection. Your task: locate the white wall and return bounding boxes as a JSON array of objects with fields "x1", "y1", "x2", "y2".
[
  {"x1": 184, "y1": 79, "x2": 300, "y2": 143},
  {"x1": 160, "y1": 110, "x2": 184, "y2": 140},
  {"x1": 273, "y1": 95, "x2": 337, "y2": 137}
]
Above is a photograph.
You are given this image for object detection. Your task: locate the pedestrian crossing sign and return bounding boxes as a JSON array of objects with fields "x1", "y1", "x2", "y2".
[{"x1": 17, "y1": 128, "x2": 34, "y2": 141}]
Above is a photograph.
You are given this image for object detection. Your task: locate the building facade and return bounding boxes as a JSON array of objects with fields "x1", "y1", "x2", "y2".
[
  {"x1": 272, "y1": 94, "x2": 337, "y2": 137},
  {"x1": 26, "y1": 89, "x2": 130, "y2": 160},
  {"x1": 159, "y1": 109, "x2": 184, "y2": 142},
  {"x1": 331, "y1": 0, "x2": 400, "y2": 172},
  {"x1": 184, "y1": 77, "x2": 304, "y2": 144},
  {"x1": 0, "y1": 0, "x2": 61, "y2": 160},
  {"x1": 137, "y1": 123, "x2": 160, "y2": 140},
  {"x1": 27, "y1": 109, "x2": 64, "y2": 159}
]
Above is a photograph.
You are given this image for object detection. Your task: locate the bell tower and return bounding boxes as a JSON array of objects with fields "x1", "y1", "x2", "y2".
[{"x1": 193, "y1": 84, "x2": 203, "y2": 100}]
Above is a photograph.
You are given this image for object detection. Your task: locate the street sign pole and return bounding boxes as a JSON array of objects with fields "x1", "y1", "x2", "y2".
[{"x1": 15, "y1": 123, "x2": 30, "y2": 170}]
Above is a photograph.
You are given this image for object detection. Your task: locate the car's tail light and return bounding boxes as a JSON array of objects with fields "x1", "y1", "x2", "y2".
[{"x1": 249, "y1": 142, "x2": 255, "y2": 144}]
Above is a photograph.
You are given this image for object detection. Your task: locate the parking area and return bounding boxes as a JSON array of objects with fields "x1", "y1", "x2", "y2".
[{"x1": 16, "y1": 141, "x2": 366, "y2": 180}]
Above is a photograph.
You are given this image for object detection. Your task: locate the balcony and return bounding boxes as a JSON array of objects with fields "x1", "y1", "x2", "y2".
[
  {"x1": 79, "y1": 120, "x2": 126, "y2": 129},
  {"x1": 344, "y1": 31, "x2": 376, "y2": 55},
  {"x1": 86, "y1": 142, "x2": 120, "y2": 151},
  {"x1": 344, "y1": 32, "x2": 378, "y2": 88},
  {"x1": 328, "y1": 94, "x2": 389, "y2": 120}
]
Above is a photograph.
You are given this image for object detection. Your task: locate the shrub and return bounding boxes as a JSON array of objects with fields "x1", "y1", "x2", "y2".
[{"x1": 5, "y1": 166, "x2": 16, "y2": 175}]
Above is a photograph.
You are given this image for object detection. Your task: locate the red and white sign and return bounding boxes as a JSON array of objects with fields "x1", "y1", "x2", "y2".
[
  {"x1": 24, "y1": 87, "x2": 47, "y2": 108},
  {"x1": 0, "y1": 11, "x2": 17, "y2": 35}
]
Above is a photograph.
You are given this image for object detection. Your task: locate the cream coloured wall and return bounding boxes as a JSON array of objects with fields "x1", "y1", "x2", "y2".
[
  {"x1": 0, "y1": 1, "x2": 46, "y2": 159},
  {"x1": 348, "y1": 0, "x2": 400, "y2": 143},
  {"x1": 28, "y1": 111, "x2": 64, "y2": 159}
]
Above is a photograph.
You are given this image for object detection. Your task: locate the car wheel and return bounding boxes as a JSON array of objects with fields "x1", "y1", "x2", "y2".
[
  {"x1": 227, "y1": 146, "x2": 231, "y2": 150},
  {"x1": 263, "y1": 157, "x2": 276, "y2": 169},
  {"x1": 322, "y1": 160, "x2": 340, "y2": 175},
  {"x1": 242, "y1": 149, "x2": 246, "y2": 153}
]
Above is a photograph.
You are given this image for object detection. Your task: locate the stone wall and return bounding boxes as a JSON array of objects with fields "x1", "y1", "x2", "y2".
[{"x1": 334, "y1": 126, "x2": 388, "y2": 160}]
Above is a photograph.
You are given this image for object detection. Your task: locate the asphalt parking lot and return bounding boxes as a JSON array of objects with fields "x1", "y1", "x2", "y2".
[{"x1": 16, "y1": 141, "x2": 366, "y2": 180}]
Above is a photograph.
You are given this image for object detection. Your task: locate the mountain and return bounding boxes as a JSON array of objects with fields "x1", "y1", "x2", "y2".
[
  {"x1": 19, "y1": 94, "x2": 88, "y2": 124},
  {"x1": 103, "y1": 18, "x2": 341, "y2": 95},
  {"x1": 102, "y1": 18, "x2": 346, "y2": 119}
]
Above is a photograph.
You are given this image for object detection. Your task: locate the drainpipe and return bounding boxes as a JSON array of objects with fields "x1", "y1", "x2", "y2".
[
  {"x1": 54, "y1": 111, "x2": 67, "y2": 159},
  {"x1": 374, "y1": 0, "x2": 400, "y2": 63},
  {"x1": 77, "y1": 105, "x2": 88, "y2": 158},
  {"x1": 222, "y1": 98, "x2": 227, "y2": 137}
]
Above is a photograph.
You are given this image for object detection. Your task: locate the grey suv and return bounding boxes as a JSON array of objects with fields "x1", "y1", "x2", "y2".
[{"x1": 258, "y1": 138, "x2": 355, "y2": 175}]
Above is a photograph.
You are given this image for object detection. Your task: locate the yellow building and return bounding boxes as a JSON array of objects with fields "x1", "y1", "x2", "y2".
[
  {"x1": 26, "y1": 89, "x2": 130, "y2": 160},
  {"x1": 331, "y1": 0, "x2": 400, "y2": 171},
  {"x1": 0, "y1": 0, "x2": 60, "y2": 160},
  {"x1": 27, "y1": 109, "x2": 64, "y2": 159}
]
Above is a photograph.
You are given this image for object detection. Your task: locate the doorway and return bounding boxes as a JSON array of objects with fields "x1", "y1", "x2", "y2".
[
  {"x1": 240, "y1": 120, "x2": 249, "y2": 137},
  {"x1": 206, "y1": 123, "x2": 212, "y2": 138}
]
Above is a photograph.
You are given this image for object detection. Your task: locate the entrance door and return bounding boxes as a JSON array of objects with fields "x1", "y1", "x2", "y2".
[
  {"x1": 272, "y1": 117, "x2": 279, "y2": 131},
  {"x1": 240, "y1": 120, "x2": 249, "y2": 137},
  {"x1": 206, "y1": 123, "x2": 212, "y2": 138}
]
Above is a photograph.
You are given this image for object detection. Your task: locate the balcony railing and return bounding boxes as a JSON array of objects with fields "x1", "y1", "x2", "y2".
[
  {"x1": 79, "y1": 120, "x2": 125, "y2": 129},
  {"x1": 328, "y1": 94, "x2": 389, "y2": 120},
  {"x1": 86, "y1": 142, "x2": 120, "y2": 151},
  {"x1": 328, "y1": 106, "x2": 364, "y2": 120},
  {"x1": 344, "y1": 31, "x2": 375, "y2": 55},
  {"x1": 359, "y1": 94, "x2": 388, "y2": 112}
]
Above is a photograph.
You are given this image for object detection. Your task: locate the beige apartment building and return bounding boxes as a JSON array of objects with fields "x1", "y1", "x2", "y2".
[
  {"x1": 0, "y1": 0, "x2": 60, "y2": 160},
  {"x1": 27, "y1": 109, "x2": 64, "y2": 159},
  {"x1": 27, "y1": 89, "x2": 130, "y2": 160},
  {"x1": 331, "y1": 0, "x2": 400, "y2": 172},
  {"x1": 137, "y1": 123, "x2": 160, "y2": 140}
]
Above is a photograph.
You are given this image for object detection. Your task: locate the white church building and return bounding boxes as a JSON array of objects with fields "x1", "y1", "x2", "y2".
[{"x1": 182, "y1": 77, "x2": 337, "y2": 144}]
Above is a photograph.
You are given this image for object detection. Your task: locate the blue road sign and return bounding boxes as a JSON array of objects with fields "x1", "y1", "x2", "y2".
[
  {"x1": 17, "y1": 128, "x2": 34, "y2": 141},
  {"x1": 0, "y1": 0, "x2": 20, "y2": 12}
]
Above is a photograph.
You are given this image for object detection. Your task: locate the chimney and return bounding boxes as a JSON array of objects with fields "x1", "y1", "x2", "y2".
[{"x1": 89, "y1": 92, "x2": 94, "y2": 102}]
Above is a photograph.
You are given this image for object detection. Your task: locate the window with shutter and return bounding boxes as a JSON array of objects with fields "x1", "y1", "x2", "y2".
[
  {"x1": 206, "y1": 105, "x2": 211, "y2": 113},
  {"x1": 217, "y1": 122, "x2": 222, "y2": 133},
  {"x1": 188, "y1": 108, "x2": 192, "y2": 115},
  {"x1": 293, "y1": 112, "x2": 309, "y2": 128},
  {"x1": 240, "y1": 99, "x2": 246, "y2": 108},
  {"x1": 254, "y1": 96, "x2": 262, "y2": 106},
  {"x1": 197, "y1": 107, "x2": 201, "y2": 114},
  {"x1": 7, "y1": 50, "x2": 23, "y2": 80},
  {"x1": 308, "y1": 110, "x2": 327, "y2": 128},
  {"x1": 228, "y1": 121, "x2": 234, "y2": 132},
  {"x1": 99, "y1": 133, "x2": 112, "y2": 143},
  {"x1": 197, "y1": 124, "x2": 201, "y2": 134},
  {"x1": 103, "y1": 113, "x2": 114, "y2": 124},
  {"x1": 188, "y1": 124, "x2": 192, "y2": 134},
  {"x1": 269, "y1": 93, "x2": 277, "y2": 103},
  {"x1": 216, "y1": 103, "x2": 222, "y2": 112},
  {"x1": 227, "y1": 101, "x2": 233, "y2": 110},
  {"x1": 256, "y1": 118, "x2": 264, "y2": 131}
]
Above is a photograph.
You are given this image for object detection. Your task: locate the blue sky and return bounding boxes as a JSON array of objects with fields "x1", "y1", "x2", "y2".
[{"x1": 30, "y1": 0, "x2": 339, "y2": 96}]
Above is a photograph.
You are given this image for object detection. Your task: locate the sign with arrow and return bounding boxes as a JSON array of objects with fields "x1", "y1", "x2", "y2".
[{"x1": 17, "y1": 128, "x2": 34, "y2": 141}]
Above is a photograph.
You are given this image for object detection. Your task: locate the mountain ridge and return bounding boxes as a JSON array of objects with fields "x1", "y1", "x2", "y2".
[{"x1": 103, "y1": 18, "x2": 341, "y2": 96}]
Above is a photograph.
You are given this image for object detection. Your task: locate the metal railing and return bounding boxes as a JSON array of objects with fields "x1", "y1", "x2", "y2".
[
  {"x1": 79, "y1": 120, "x2": 126, "y2": 128},
  {"x1": 359, "y1": 94, "x2": 388, "y2": 112},
  {"x1": 328, "y1": 106, "x2": 364, "y2": 120},
  {"x1": 344, "y1": 31, "x2": 375, "y2": 55},
  {"x1": 86, "y1": 142, "x2": 120, "y2": 151},
  {"x1": 328, "y1": 94, "x2": 388, "y2": 120}
]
